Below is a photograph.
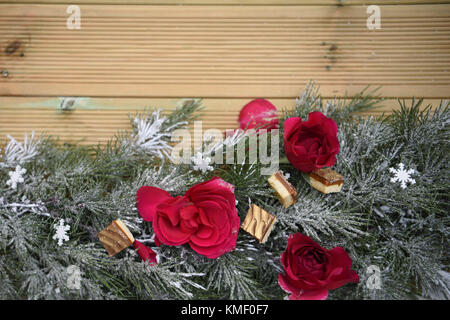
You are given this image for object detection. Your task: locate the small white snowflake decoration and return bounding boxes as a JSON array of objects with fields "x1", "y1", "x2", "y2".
[
  {"x1": 191, "y1": 152, "x2": 213, "y2": 173},
  {"x1": 53, "y1": 219, "x2": 70, "y2": 246},
  {"x1": 6, "y1": 165, "x2": 26, "y2": 190},
  {"x1": 389, "y1": 163, "x2": 416, "y2": 189}
]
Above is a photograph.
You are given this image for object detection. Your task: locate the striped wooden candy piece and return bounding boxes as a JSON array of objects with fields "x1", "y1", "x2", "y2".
[
  {"x1": 97, "y1": 219, "x2": 135, "y2": 256},
  {"x1": 241, "y1": 204, "x2": 277, "y2": 244}
]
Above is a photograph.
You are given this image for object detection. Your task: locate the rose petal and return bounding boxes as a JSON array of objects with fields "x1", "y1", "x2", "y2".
[
  {"x1": 180, "y1": 220, "x2": 198, "y2": 234},
  {"x1": 283, "y1": 117, "x2": 303, "y2": 140},
  {"x1": 288, "y1": 233, "x2": 320, "y2": 248},
  {"x1": 148, "y1": 177, "x2": 240, "y2": 259},
  {"x1": 278, "y1": 233, "x2": 358, "y2": 299},
  {"x1": 154, "y1": 234, "x2": 162, "y2": 246},
  {"x1": 197, "y1": 207, "x2": 214, "y2": 227},
  {"x1": 190, "y1": 225, "x2": 220, "y2": 247},
  {"x1": 198, "y1": 201, "x2": 228, "y2": 228},
  {"x1": 324, "y1": 117, "x2": 338, "y2": 136},
  {"x1": 195, "y1": 224, "x2": 214, "y2": 239},
  {"x1": 328, "y1": 247, "x2": 354, "y2": 270},
  {"x1": 283, "y1": 112, "x2": 339, "y2": 173},
  {"x1": 306, "y1": 111, "x2": 328, "y2": 125},
  {"x1": 279, "y1": 272, "x2": 319, "y2": 296},
  {"x1": 180, "y1": 204, "x2": 198, "y2": 220},
  {"x1": 186, "y1": 177, "x2": 235, "y2": 200},
  {"x1": 154, "y1": 216, "x2": 191, "y2": 246},
  {"x1": 136, "y1": 186, "x2": 172, "y2": 222},
  {"x1": 326, "y1": 269, "x2": 360, "y2": 290},
  {"x1": 190, "y1": 214, "x2": 240, "y2": 259},
  {"x1": 157, "y1": 196, "x2": 189, "y2": 226},
  {"x1": 133, "y1": 240, "x2": 158, "y2": 266},
  {"x1": 190, "y1": 235, "x2": 236, "y2": 259},
  {"x1": 327, "y1": 135, "x2": 340, "y2": 154},
  {"x1": 291, "y1": 288, "x2": 329, "y2": 300}
]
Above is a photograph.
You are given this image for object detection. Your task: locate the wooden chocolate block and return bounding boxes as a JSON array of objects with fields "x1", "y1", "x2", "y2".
[
  {"x1": 98, "y1": 219, "x2": 135, "y2": 256},
  {"x1": 268, "y1": 171, "x2": 298, "y2": 208},
  {"x1": 241, "y1": 204, "x2": 277, "y2": 243},
  {"x1": 309, "y1": 168, "x2": 344, "y2": 194}
]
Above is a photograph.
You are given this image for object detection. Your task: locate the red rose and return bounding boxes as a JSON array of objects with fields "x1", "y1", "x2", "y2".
[
  {"x1": 283, "y1": 112, "x2": 339, "y2": 172},
  {"x1": 278, "y1": 233, "x2": 359, "y2": 300},
  {"x1": 239, "y1": 99, "x2": 279, "y2": 132},
  {"x1": 136, "y1": 177, "x2": 240, "y2": 259}
]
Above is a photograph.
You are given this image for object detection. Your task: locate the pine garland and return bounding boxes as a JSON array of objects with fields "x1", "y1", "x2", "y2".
[{"x1": 0, "y1": 85, "x2": 448, "y2": 300}]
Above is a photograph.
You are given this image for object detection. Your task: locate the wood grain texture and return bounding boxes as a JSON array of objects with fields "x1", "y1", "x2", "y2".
[
  {"x1": 0, "y1": 3, "x2": 449, "y2": 145},
  {"x1": 1, "y1": 4, "x2": 450, "y2": 98},
  {"x1": 1, "y1": 1, "x2": 450, "y2": 5},
  {"x1": 0, "y1": 97, "x2": 444, "y2": 145}
]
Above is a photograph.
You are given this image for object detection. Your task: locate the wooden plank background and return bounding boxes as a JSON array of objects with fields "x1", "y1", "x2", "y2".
[{"x1": 1, "y1": 1, "x2": 449, "y2": 145}]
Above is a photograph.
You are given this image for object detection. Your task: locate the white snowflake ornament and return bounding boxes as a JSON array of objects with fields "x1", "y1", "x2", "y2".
[
  {"x1": 191, "y1": 152, "x2": 213, "y2": 173},
  {"x1": 6, "y1": 165, "x2": 26, "y2": 190},
  {"x1": 53, "y1": 219, "x2": 70, "y2": 246},
  {"x1": 389, "y1": 163, "x2": 416, "y2": 189}
]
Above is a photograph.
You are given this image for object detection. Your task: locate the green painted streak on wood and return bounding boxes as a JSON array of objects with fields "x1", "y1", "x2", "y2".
[
  {"x1": 11, "y1": 97, "x2": 159, "y2": 111},
  {"x1": 4, "y1": 98, "x2": 196, "y2": 111}
]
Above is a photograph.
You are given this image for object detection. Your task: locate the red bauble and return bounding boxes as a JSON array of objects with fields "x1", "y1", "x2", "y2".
[{"x1": 238, "y1": 99, "x2": 279, "y2": 131}]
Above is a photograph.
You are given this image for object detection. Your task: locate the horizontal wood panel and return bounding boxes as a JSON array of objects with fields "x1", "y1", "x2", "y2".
[
  {"x1": 1, "y1": 4, "x2": 450, "y2": 98},
  {"x1": 1, "y1": 1, "x2": 450, "y2": 5},
  {"x1": 1, "y1": 3, "x2": 449, "y2": 146},
  {"x1": 0, "y1": 97, "x2": 444, "y2": 145}
]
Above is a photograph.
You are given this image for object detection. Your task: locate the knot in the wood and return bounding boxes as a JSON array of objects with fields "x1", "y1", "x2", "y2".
[
  {"x1": 59, "y1": 97, "x2": 77, "y2": 112},
  {"x1": 5, "y1": 40, "x2": 22, "y2": 56}
]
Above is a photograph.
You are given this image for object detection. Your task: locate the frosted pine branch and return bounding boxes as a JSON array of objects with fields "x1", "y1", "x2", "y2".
[
  {"x1": 0, "y1": 93, "x2": 447, "y2": 300},
  {"x1": 0, "y1": 132, "x2": 40, "y2": 168},
  {"x1": 127, "y1": 109, "x2": 185, "y2": 159}
]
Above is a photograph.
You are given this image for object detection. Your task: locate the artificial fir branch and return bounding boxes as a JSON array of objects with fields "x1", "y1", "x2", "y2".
[
  {"x1": 0, "y1": 87, "x2": 448, "y2": 300},
  {"x1": 281, "y1": 81, "x2": 382, "y2": 125}
]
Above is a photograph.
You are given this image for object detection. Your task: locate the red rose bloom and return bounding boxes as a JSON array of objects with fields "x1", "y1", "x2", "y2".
[
  {"x1": 283, "y1": 112, "x2": 339, "y2": 172},
  {"x1": 278, "y1": 233, "x2": 359, "y2": 300},
  {"x1": 136, "y1": 177, "x2": 240, "y2": 259},
  {"x1": 239, "y1": 99, "x2": 279, "y2": 131}
]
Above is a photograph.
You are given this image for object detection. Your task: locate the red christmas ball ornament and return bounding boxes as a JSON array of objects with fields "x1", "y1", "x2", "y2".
[{"x1": 238, "y1": 99, "x2": 279, "y2": 131}]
